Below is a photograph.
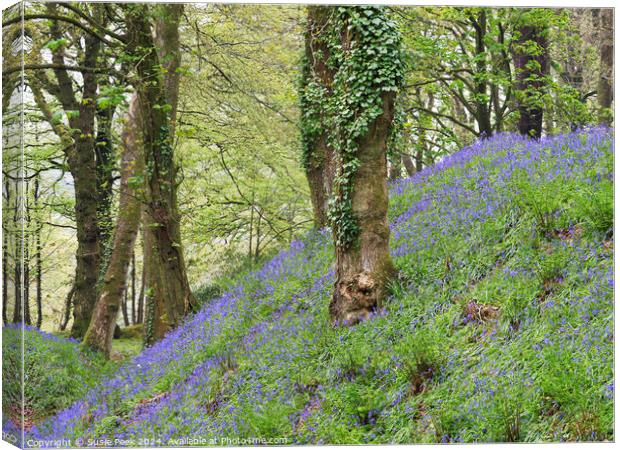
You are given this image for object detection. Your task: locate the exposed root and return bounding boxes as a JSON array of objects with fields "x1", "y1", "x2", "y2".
[
  {"x1": 462, "y1": 300, "x2": 499, "y2": 324},
  {"x1": 330, "y1": 271, "x2": 381, "y2": 325}
]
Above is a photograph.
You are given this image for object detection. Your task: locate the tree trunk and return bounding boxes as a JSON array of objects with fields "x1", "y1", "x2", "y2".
[
  {"x1": 328, "y1": 7, "x2": 400, "y2": 325},
  {"x1": 68, "y1": 136, "x2": 101, "y2": 338},
  {"x1": 131, "y1": 252, "x2": 136, "y2": 324},
  {"x1": 122, "y1": 289, "x2": 130, "y2": 327},
  {"x1": 513, "y1": 14, "x2": 549, "y2": 139},
  {"x1": 12, "y1": 178, "x2": 21, "y2": 324},
  {"x1": 137, "y1": 247, "x2": 145, "y2": 324},
  {"x1": 2, "y1": 177, "x2": 9, "y2": 325},
  {"x1": 95, "y1": 103, "x2": 117, "y2": 260},
  {"x1": 32, "y1": 4, "x2": 104, "y2": 339},
  {"x1": 59, "y1": 284, "x2": 74, "y2": 331},
  {"x1": 24, "y1": 181, "x2": 31, "y2": 326},
  {"x1": 127, "y1": 4, "x2": 196, "y2": 345},
  {"x1": 301, "y1": 6, "x2": 337, "y2": 228},
  {"x1": 82, "y1": 96, "x2": 144, "y2": 356},
  {"x1": 471, "y1": 10, "x2": 493, "y2": 137},
  {"x1": 330, "y1": 91, "x2": 398, "y2": 324},
  {"x1": 597, "y1": 8, "x2": 613, "y2": 125},
  {"x1": 254, "y1": 209, "x2": 262, "y2": 262},
  {"x1": 32, "y1": 176, "x2": 43, "y2": 328},
  {"x1": 389, "y1": 155, "x2": 402, "y2": 181},
  {"x1": 402, "y1": 154, "x2": 416, "y2": 176}
]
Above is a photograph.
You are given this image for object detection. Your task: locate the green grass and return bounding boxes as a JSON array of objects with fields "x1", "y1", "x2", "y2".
[{"x1": 7, "y1": 129, "x2": 614, "y2": 444}]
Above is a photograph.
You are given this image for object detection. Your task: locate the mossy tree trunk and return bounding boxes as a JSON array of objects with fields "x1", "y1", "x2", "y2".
[
  {"x1": 125, "y1": 3, "x2": 196, "y2": 346},
  {"x1": 82, "y1": 96, "x2": 144, "y2": 356},
  {"x1": 300, "y1": 6, "x2": 336, "y2": 229},
  {"x1": 95, "y1": 103, "x2": 117, "y2": 257}
]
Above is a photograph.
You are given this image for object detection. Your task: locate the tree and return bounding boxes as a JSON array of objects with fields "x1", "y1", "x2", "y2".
[
  {"x1": 82, "y1": 96, "x2": 144, "y2": 356},
  {"x1": 512, "y1": 9, "x2": 550, "y2": 139},
  {"x1": 124, "y1": 3, "x2": 196, "y2": 345},
  {"x1": 5, "y1": 2, "x2": 128, "y2": 338},
  {"x1": 396, "y1": 7, "x2": 515, "y2": 164},
  {"x1": 178, "y1": 4, "x2": 310, "y2": 276},
  {"x1": 300, "y1": 6, "x2": 336, "y2": 228},
  {"x1": 597, "y1": 8, "x2": 613, "y2": 125},
  {"x1": 301, "y1": 6, "x2": 403, "y2": 324}
]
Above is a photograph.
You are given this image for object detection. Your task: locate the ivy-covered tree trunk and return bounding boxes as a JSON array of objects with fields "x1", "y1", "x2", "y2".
[
  {"x1": 330, "y1": 93, "x2": 398, "y2": 324},
  {"x1": 512, "y1": 15, "x2": 549, "y2": 140},
  {"x1": 597, "y1": 8, "x2": 613, "y2": 125},
  {"x1": 126, "y1": 3, "x2": 196, "y2": 345},
  {"x1": 306, "y1": 6, "x2": 402, "y2": 325},
  {"x1": 82, "y1": 96, "x2": 144, "y2": 356},
  {"x1": 300, "y1": 6, "x2": 336, "y2": 228}
]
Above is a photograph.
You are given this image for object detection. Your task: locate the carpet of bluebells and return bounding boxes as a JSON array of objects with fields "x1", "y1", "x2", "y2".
[{"x1": 3, "y1": 128, "x2": 613, "y2": 446}]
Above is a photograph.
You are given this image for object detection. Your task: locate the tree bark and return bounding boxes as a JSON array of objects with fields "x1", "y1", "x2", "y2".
[
  {"x1": 95, "y1": 103, "x2": 116, "y2": 258},
  {"x1": 402, "y1": 154, "x2": 416, "y2": 176},
  {"x1": 12, "y1": 178, "x2": 22, "y2": 324},
  {"x1": 470, "y1": 10, "x2": 493, "y2": 137},
  {"x1": 82, "y1": 95, "x2": 144, "y2": 356},
  {"x1": 389, "y1": 154, "x2": 402, "y2": 181},
  {"x1": 130, "y1": 252, "x2": 136, "y2": 324},
  {"x1": 68, "y1": 126, "x2": 101, "y2": 338},
  {"x1": 122, "y1": 289, "x2": 130, "y2": 327},
  {"x1": 512, "y1": 14, "x2": 549, "y2": 140},
  {"x1": 597, "y1": 8, "x2": 613, "y2": 125},
  {"x1": 328, "y1": 8, "x2": 399, "y2": 325},
  {"x1": 302, "y1": 6, "x2": 336, "y2": 228},
  {"x1": 330, "y1": 90, "x2": 398, "y2": 324},
  {"x1": 24, "y1": 181, "x2": 31, "y2": 326},
  {"x1": 59, "y1": 284, "x2": 74, "y2": 331},
  {"x1": 34, "y1": 176, "x2": 42, "y2": 329},
  {"x1": 137, "y1": 245, "x2": 145, "y2": 324},
  {"x1": 126, "y1": 3, "x2": 196, "y2": 345}
]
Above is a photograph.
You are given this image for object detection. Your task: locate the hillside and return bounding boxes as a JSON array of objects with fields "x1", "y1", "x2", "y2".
[{"x1": 6, "y1": 128, "x2": 613, "y2": 444}]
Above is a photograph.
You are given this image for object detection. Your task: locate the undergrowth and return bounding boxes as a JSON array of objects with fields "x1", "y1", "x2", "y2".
[{"x1": 3, "y1": 128, "x2": 613, "y2": 445}]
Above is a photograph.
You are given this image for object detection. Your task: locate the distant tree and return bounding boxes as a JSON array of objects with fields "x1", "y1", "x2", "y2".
[
  {"x1": 82, "y1": 96, "x2": 144, "y2": 356},
  {"x1": 5, "y1": 2, "x2": 127, "y2": 338},
  {"x1": 512, "y1": 9, "x2": 551, "y2": 139},
  {"x1": 396, "y1": 7, "x2": 515, "y2": 162},
  {"x1": 597, "y1": 8, "x2": 613, "y2": 125}
]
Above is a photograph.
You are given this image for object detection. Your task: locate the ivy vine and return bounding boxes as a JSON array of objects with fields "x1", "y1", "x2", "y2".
[{"x1": 300, "y1": 6, "x2": 404, "y2": 247}]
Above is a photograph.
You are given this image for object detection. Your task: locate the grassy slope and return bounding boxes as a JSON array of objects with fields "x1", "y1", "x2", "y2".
[
  {"x1": 9, "y1": 129, "x2": 614, "y2": 444},
  {"x1": 2, "y1": 326, "x2": 117, "y2": 429}
]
